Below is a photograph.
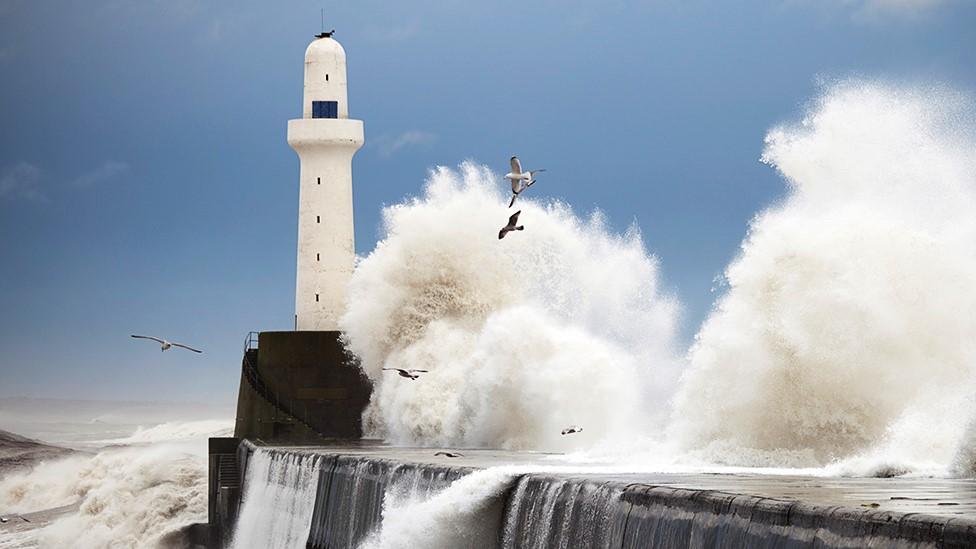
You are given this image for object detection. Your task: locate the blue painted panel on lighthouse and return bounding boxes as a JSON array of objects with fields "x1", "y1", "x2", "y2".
[{"x1": 312, "y1": 101, "x2": 338, "y2": 119}]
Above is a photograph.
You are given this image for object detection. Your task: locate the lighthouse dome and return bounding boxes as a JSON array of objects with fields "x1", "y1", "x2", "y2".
[{"x1": 302, "y1": 35, "x2": 350, "y2": 119}]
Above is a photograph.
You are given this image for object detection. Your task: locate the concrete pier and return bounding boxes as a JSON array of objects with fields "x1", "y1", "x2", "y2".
[{"x1": 210, "y1": 442, "x2": 976, "y2": 548}]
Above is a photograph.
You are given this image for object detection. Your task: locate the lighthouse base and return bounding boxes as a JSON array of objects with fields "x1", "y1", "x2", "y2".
[{"x1": 233, "y1": 331, "x2": 372, "y2": 443}]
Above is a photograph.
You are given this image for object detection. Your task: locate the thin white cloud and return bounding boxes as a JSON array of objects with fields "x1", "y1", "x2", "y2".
[
  {"x1": 375, "y1": 131, "x2": 437, "y2": 157},
  {"x1": 861, "y1": 0, "x2": 944, "y2": 10},
  {"x1": 787, "y1": 0, "x2": 949, "y2": 20},
  {"x1": 0, "y1": 162, "x2": 45, "y2": 202},
  {"x1": 826, "y1": 0, "x2": 948, "y2": 18},
  {"x1": 857, "y1": 0, "x2": 946, "y2": 17},
  {"x1": 206, "y1": 20, "x2": 225, "y2": 42},
  {"x1": 70, "y1": 161, "x2": 129, "y2": 188},
  {"x1": 363, "y1": 20, "x2": 422, "y2": 43}
]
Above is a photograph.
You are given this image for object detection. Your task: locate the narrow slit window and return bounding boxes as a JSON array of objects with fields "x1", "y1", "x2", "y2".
[
  {"x1": 316, "y1": 215, "x2": 321, "y2": 223},
  {"x1": 316, "y1": 253, "x2": 320, "y2": 261},
  {"x1": 317, "y1": 177, "x2": 321, "y2": 185},
  {"x1": 315, "y1": 293, "x2": 320, "y2": 302},
  {"x1": 325, "y1": 74, "x2": 329, "y2": 82}
]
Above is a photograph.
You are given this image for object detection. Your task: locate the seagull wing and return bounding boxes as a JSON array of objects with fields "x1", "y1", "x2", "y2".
[
  {"x1": 510, "y1": 156, "x2": 522, "y2": 174},
  {"x1": 171, "y1": 342, "x2": 203, "y2": 354},
  {"x1": 131, "y1": 335, "x2": 165, "y2": 345},
  {"x1": 530, "y1": 169, "x2": 546, "y2": 176},
  {"x1": 509, "y1": 194, "x2": 518, "y2": 208},
  {"x1": 408, "y1": 369, "x2": 429, "y2": 373},
  {"x1": 509, "y1": 210, "x2": 522, "y2": 226}
]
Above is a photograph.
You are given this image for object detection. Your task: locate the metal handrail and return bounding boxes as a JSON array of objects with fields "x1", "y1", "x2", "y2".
[
  {"x1": 243, "y1": 331, "x2": 259, "y2": 353},
  {"x1": 239, "y1": 332, "x2": 317, "y2": 436}
]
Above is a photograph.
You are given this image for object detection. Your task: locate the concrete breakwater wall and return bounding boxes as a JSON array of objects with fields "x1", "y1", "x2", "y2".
[{"x1": 212, "y1": 441, "x2": 976, "y2": 548}]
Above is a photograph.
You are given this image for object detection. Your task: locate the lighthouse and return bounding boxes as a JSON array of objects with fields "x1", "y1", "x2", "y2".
[
  {"x1": 230, "y1": 31, "x2": 373, "y2": 447},
  {"x1": 287, "y1": 31, "x2": 364, "y2": 331}
]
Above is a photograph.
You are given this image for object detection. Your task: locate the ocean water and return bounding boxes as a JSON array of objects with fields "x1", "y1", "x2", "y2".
[
  {"x1": 230, "y1": 450, "x2": 324, "y2": 549},
  {"x1": 322, "y1": 79, "x2": 976, "y2": 547},
  {"x1": 340, "y1": 164, "x2": 683, "y2": 452},
  {"x1": 670, "y1": 81, "x2": 976, "y2": 477},
  {"x1": 0, "y1": 405, "x2": 232, "y2": 549},
  {"x1": 5, "y1": 79, "x2": 976, "y2": 548},
  {"x1": 358, "y1": 466, "x2": 523, "y2": 549},
  {"x1": 342, "y1": 80, "x2": 976, "y2": 478}
]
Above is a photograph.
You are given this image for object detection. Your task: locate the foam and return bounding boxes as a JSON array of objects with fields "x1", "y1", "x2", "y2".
[
  {"x1": 670, "y1": 81, "x2": 976, "y2": 475},
  {"x1": 339, "y1": 163, "x2": 682, "y2": 451}
]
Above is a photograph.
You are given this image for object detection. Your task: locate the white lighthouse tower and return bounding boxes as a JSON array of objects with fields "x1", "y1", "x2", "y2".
[{"x1": 287, "y1": 31, "x2": 364, "y2": 331}]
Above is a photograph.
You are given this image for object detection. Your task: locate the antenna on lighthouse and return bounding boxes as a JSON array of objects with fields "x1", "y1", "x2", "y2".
[{"x1": 316, "y1": 9, "x2": 335, "y2": 39}]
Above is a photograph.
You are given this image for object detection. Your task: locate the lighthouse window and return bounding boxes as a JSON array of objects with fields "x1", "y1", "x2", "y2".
[
  {"x1": 325, "y1": 74, "x2": 329, "y2": 82},
  {"x1": 315, "y1": 293, "x2": 320, "y2": 302},
  {"x1": 312, "y1": 100, "x2": 338, "y2": 119},
  {"x1": 317, "y1": 215, "x2": 320, "y2": 223},
  {"x1": 317, "y1": 177, "x2": 321, "y2": 185},
  {"x1": 316, "y1": 253, "x2": 320, "y2": 261}
]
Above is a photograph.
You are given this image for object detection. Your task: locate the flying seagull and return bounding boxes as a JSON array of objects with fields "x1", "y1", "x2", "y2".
[
  {"x1": 434, "y1": 451, "x2": 464, "y2": 458},
  {"x1": 382, "y1": 368, "x2": 429, "y2": 380},
  {"x1": 505, "y1": 156, "x2": 545, "y2": 207},
  {"x1": 130, "y1": 335, "x2": 203, "y2": 354},
  {"x1": 561, "y1": 426, "x2": 583, "y2": 436},
  {"x1": 498, "y1": 210, "x2": 525, "y2": 240}
]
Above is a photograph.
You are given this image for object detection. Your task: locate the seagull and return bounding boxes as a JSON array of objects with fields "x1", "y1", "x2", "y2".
[
  {"x1": 505, "y1": 156, "x2": 545, "y2": 207},
  {"x1": 434, "y1": 451, "x2": 464, "y2": 458},
  {"x1": 130, "y1": 335, "x2": 203, "y2": 354},
  {"x1": 382, "y1": 368, "x2": 428, "y2": 380},
  {"x1": 0, "y1": 515, "x2": 29, "y2": 523},
  {"x1": 498, "y1": 210, "x2": 525, "y2": 240},
  {"x1": 561, "y1": 426, "x2": 583, "y2": 436}
]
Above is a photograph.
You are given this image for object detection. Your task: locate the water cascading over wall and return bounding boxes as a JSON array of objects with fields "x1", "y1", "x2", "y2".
[
  {"x1": 229, "y1": 444, "x2": 476, "y2": 548},
  {"x1": 230, "y1": 448, "x2": 325, "y2": 549},
  {"x1": 500, "y1": 476, "x2": 624, "y2": 549},
  {"x1": 308, "y1": 455, "x2": 471, "y2": 548},
  {"x1": 223, "y1": 445, "x2": 973, "y2": 549}
]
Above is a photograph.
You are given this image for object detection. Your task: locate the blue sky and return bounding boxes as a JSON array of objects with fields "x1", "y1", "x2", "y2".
[{"x1": 1, "y1": 0, "x2": 973, "y2": 404}]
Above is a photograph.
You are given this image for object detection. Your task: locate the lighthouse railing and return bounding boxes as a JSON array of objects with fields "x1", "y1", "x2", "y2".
[{"x1": 240, "y1": 331, "x2": 318, "y2": 438}]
